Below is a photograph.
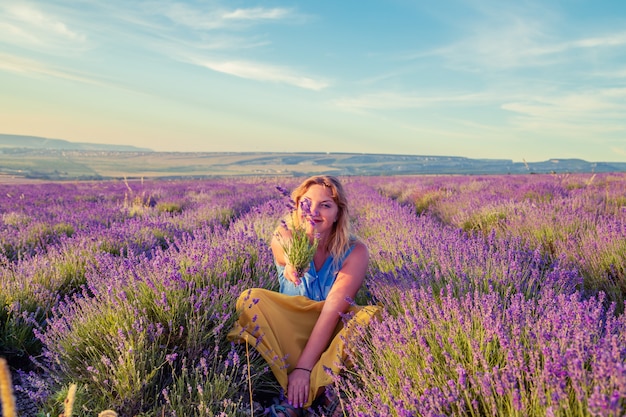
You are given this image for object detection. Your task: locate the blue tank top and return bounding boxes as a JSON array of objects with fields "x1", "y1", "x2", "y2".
[{"x1": 277, "y1": 246, "x2": 355, "y2": 301}]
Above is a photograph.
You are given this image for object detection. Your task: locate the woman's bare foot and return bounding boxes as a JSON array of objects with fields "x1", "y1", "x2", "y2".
[{"x1": 269, "y1": 401, "x2": 304, "y2": 417}]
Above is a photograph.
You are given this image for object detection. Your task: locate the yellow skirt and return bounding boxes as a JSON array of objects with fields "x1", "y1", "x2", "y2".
[{"x1": 227, "y1": 288, "x2": 380, "y2": 408}]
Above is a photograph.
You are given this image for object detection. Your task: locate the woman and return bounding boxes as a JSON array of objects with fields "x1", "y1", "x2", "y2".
[{"x1": 228, "y1": 175, "x2": 379, "y2": 417}]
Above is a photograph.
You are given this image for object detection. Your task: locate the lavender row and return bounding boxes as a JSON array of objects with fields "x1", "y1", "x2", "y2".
[
  {"x1": 368, "y1": 173, "x2": 626, "y2": 308},
  {"x1": 0, "y1": 178, "x2": 279, "y2": 262},
  {"x1": 343, "y1": 174, "x2": 625, "y2": 416},
  {"x1": 338, "y1": 285, "x2": 625, "y2": 417},
  {"x1": 0, "y1": 178, "x2": 280, "y2": 360}
]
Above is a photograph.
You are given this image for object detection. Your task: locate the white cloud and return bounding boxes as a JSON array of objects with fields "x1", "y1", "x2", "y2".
[
  {"x1": 161, "y1": 4, "x2": 293, "y2": 30},
  {"x1": 0, "y1": 52, "x2": 101, "y2": 86},
  {"x1": 196, "y1": 59, "x2": 329, "y2": 90},
  {"x1": 502, "y1": 89, "x2": 626, "y2": 118},
  {"x1": 1, "y1": 3, "x2": 86, "y2": 45},
  {"x1": 414, "y1": 1, "x2": 626, "y2": 72},
  {"x1": 573, "y1": 32, "x2": 626, "y2": 49},
  {"x1": 500, "y1": 88, "x2": 626, "y2": 143},
  {"x1": 8, "y1": 4, "x2": 84, "y2": 40},
  {"x1": 0, "y1": 52, "x2": 164, "y2": 101},
  {"x1": 333, "y1": 91, "x2": 488, "y2": 110},
  {"x1": 222, "y1": 8, "x2": 291, "y2": 21}
]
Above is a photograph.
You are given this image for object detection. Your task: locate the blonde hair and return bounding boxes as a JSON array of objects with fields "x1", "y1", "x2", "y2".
[{"x1": 289, "y1": 175, "x2": 355, "y2": 263}]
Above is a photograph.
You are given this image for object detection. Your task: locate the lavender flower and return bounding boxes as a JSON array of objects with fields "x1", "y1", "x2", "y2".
[{"x1": 274, "y1": 187, "x2": 319, "y2": 277}]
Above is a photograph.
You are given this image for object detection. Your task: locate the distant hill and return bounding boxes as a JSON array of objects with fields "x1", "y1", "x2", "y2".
[
  {"x1": 1, "y1": 134, "x2": 625, "y2": 181},
  {"x1": 0, "y1": 134, "x2": 153, "y2": 152}
]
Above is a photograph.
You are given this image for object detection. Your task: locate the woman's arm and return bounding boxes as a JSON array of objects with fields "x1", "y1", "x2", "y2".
[{"x1": 287, "y1": 241, "x2": 369, "y2": 407}]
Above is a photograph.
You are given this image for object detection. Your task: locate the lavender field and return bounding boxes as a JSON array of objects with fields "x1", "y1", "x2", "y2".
[{"x1": 1, "y1": 173, "x2": 625, "y2": 417}]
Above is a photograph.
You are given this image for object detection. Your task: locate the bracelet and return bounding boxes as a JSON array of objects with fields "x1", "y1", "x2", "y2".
[{"x1": 293, "y1": 367, "x2": 311, "y2": 373}]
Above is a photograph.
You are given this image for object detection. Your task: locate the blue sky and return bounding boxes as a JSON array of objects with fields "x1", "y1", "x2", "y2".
[{"x1": 1, "y1": 1, "x2": 625, "y2": 162}]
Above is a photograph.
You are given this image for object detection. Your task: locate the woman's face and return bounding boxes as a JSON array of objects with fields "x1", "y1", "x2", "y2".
[{"x1": 299, "y1": 184, "x2": 339, "y2": 237}]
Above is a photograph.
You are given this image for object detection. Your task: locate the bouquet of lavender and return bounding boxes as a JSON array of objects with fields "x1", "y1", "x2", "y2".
[{"x1": 275, "y1": 186, "x2": 319, "y2": 278}]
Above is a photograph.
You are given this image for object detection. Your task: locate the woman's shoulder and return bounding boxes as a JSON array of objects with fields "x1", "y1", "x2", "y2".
[
  {"x1": 346, "y1": 239, "x2": 368, "y2": 260},
  {"x1": 349, "y1": 235, "x2": 367, "y2": 250}
]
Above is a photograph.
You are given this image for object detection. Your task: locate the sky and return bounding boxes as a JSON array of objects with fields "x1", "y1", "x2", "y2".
[{"x1": 1, "y1": 1, "x2": 626, "y2": 162}]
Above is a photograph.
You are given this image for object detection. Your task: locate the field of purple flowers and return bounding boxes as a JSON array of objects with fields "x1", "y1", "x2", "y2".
[{"x1": 1, "y1": 173, "x2": 625, "y2": 417}]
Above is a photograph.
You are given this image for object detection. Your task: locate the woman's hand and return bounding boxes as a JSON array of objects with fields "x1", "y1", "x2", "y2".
[
  {"x1": 271, "y1": 230, "x2": 309, "y2": 286},
  {"x1": 284, "y1": 262, "x2": 306, "y2": 286},
  {"x1": 287, "y1": 367, "x2": 311, "y2": 408}
]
